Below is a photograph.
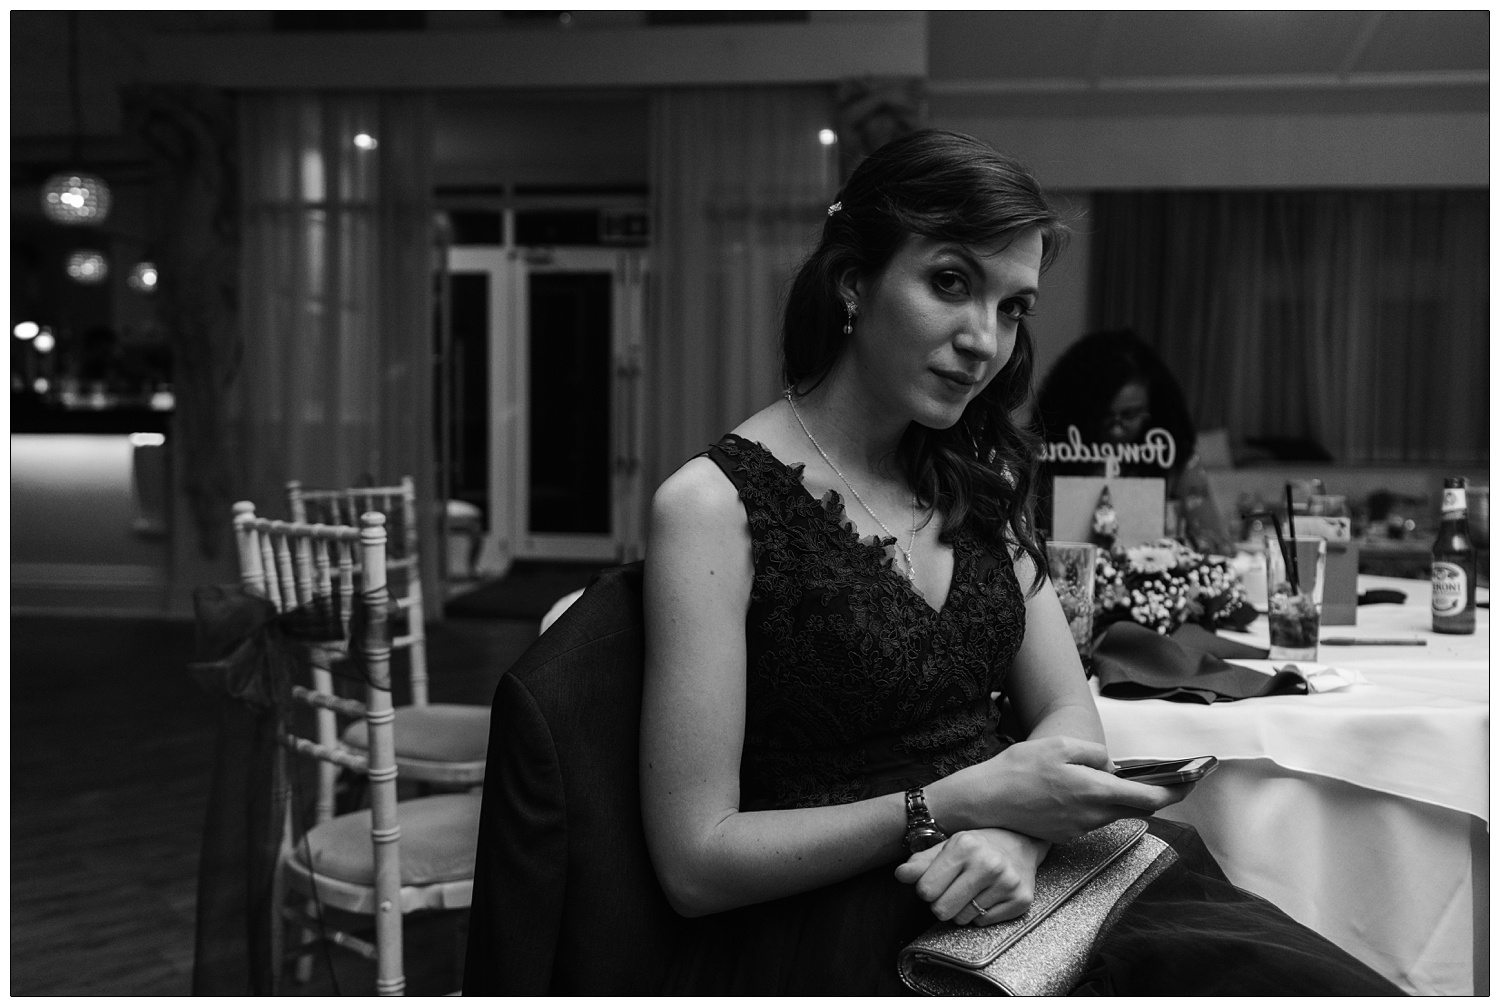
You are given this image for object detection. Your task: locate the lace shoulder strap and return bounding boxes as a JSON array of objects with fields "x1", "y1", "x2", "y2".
[{"x1": 704, "y1": 434, "x2": 807, "y2": 511}]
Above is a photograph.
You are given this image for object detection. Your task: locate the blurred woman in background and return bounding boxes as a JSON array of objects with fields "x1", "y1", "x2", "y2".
[{"x1": 1036, "y1": 329, "x2": 1234, "y2": 555}]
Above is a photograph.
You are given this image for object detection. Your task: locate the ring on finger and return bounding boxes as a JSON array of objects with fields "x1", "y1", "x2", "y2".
[{"x1": 967, "y1": 898, "x2": 987, "y2": 918}]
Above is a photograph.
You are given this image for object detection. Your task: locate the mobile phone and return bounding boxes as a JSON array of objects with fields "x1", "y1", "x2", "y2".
[{"x1": 1113, "y1": 756, "x2": 1219, "y2": 786}]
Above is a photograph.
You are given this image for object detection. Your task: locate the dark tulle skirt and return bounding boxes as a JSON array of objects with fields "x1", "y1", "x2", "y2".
[{"x1": 660, "y1": 818, "x2": 1404, "y2": 996}]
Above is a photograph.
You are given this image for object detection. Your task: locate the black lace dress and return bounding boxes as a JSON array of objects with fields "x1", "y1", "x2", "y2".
[{"x1": 659, "y1": 434, "x2": 1401, "y2": 996}]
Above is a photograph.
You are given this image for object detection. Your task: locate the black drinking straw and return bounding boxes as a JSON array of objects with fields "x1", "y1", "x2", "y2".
[
  {"x1": 1283, "y1": 484, "x2": 1302, "y2": 592},
  {"x1": 1269, "y1": 511, "x2": 1293, "y2": 592}
]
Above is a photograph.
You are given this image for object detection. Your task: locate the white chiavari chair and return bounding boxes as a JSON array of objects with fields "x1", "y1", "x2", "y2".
[
  {"x1": 285, "y1": 479, "x2": 489, "y2": 795},
  {"x1": 233, "y1": 505, "x2": 478, "y2": 995}
]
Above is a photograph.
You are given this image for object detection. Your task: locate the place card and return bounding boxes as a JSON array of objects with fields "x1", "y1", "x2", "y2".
[{"x1": 1052, "y1": 476, "x2": 1165, "y2": 548}]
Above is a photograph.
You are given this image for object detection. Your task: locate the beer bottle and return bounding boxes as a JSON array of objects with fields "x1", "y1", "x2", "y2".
[{"x1": 1431, "y1": 477, "x2": 1477, "y2": 634}]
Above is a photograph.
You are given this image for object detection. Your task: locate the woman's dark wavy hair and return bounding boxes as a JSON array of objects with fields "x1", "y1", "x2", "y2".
[
  {"x1": 1035, "y1": 329, "x2": 1198, "y2": 481},
  {"x1": 782, "y1": 129, "x2": 1068, "y2": 592}
]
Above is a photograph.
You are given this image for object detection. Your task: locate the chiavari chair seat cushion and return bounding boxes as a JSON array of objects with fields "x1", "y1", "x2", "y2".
[
  {"x1": 287, "y1": 790, "x2": 482, "y2": 916},
  {"x1": 340, "y1": 704, "x2": 490, "y2": 786},
  {"x1": 445, "y1": 499, "x2": 482, "y2": 524}
]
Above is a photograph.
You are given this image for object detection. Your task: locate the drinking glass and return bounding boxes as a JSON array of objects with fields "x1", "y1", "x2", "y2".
[
  {"x1": 1267, "y1": 587, "x2": 1320, "y2": 661},
  {"x1": 1046, "y1": 541, "x2": 1098, "y2": 657},
  {"x1": 1265, "y1": 536, "x2": 1326, "y2": 661},
  {"x1": 1265, "y1": 534, "x2": 1327, "y2": 608}
]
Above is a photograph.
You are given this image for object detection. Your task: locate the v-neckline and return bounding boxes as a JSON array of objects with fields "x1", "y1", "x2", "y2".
[{"x1": 723, "y1": 433, "x2": 959, "y2": 616}]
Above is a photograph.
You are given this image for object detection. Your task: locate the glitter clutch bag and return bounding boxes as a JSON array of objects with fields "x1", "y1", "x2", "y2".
[{"x1": 897, "y1": 818, "x2": 1175, "y2": 996}]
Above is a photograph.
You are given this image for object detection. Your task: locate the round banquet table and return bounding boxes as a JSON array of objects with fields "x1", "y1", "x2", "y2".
[{"x1": 1094, "y1": 575, "x2": 1488, "y2": 995}]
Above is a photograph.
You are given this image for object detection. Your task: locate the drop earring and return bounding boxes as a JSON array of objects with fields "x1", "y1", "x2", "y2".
[{"x1": 843, "y1": 300, "x2": 857, "y2": 336}]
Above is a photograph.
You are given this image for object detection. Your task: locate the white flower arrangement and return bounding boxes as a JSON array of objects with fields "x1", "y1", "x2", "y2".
[{"x1": 1094, "y1": 538, "x2": 1250, "y2": 636}]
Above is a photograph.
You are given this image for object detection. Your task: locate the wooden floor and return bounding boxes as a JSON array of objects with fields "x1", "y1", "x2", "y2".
[{"x1": 10, "y1": 609, "x2": 538, "y2": 996}]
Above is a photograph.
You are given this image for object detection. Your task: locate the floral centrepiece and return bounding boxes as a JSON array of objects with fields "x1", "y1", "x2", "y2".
[{"x1": 1093, "y1": 538, "x2": 1252, "y2": 636}]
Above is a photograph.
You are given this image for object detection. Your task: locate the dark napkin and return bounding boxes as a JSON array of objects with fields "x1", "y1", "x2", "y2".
[{"x1": 1093, "y1": 622, "x2": 1306, "y2": 704}]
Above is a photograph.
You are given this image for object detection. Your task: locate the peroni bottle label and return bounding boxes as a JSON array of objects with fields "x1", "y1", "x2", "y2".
[
  {"x1": 1441, "y1": 487, "x2": 1468, "y2": 515},
  {"x1": 1431, "y1": 562, "x2": 1469, "y2": 617}
]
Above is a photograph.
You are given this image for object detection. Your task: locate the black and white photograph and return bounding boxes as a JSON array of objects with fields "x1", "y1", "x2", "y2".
[{"x1": 8, "y1": 9, "x2": 1489, "y2": 996}]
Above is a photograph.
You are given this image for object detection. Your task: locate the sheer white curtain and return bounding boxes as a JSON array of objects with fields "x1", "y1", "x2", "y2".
[
  {"x1": 645, "y1": 86, "x2": 836, "y2": 498},
  {"x1": 234, "y1": 92, "x2": 438, "y2": 599}
]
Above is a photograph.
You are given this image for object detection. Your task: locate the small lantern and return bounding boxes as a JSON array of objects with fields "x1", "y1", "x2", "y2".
[
  {"x1": 127, "y1": 261, "x2": 159, "y2": 292},
  {"x1": 42, "y1": 172, "x2": 112, "y2": 225},
  {"x1": 66, "y1": 250, "x2": 109, "y2": 284}
]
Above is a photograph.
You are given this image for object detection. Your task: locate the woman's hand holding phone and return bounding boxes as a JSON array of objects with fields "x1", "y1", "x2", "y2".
[{"x1": 927, "y1": 737, "x2": 1199, "y2": 843}]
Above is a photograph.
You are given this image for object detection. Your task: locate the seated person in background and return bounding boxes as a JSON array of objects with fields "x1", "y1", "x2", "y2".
[{"x1": 1036, "y1": 329, "x2": 1234, "y2": 555}]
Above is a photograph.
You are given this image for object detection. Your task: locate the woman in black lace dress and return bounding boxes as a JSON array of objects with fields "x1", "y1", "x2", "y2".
[{"x1": 639, "y1": 130, "x2": 1400, "y2": 995}]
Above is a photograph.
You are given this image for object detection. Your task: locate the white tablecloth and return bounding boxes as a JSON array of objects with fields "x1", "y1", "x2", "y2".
[{"x1": 1095, "y1": 576, "x2": 1489, "y2": 995}]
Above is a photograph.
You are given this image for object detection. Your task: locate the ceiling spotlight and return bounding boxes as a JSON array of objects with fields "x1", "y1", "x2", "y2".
[
  {"x1": 42, "y1": 172, "x2": 112, "y2": 225},
  {"x1": 353, "y1": 133, "x2": 378, "y2": 150},
  {"x1": 67, "y1": 250, "x2": 108, "y2": 284},
  {"x1": 13, "y1": 321, "x2": 39, "y2": 340},
  {"x1": 33, "y1": 331, "x2": 57, "y2": 353},
  {"x1": 33, "y1": 377, "x2": 50, "y2": 394},
  {"x1": 128, "y1": 262, "x2": 159, "y2": 292},
  {"x1": 818, "y1": 128, "x2": 838, "y2": 146}
]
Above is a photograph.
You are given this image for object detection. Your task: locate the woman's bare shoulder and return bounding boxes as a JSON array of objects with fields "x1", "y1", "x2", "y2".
[
  {"x1": 653, "y1": 398, "x2": 811, "y2": 537},
  {"x1": 649, "y1": 457, "x2": 754, "y2": 605},
  {"x1": 653, "y1": 455, "x2": 742, "y2": 524}
]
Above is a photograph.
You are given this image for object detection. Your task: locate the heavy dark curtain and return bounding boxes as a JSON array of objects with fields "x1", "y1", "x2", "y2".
[{"x1": 1089, "y1": 190, "x2": 1488, "y2": 465}]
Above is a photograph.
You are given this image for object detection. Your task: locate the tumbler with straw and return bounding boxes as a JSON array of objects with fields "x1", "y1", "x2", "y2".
[{"x1": 1267, "y1": 486, "x2": 1320, "y2": 661}]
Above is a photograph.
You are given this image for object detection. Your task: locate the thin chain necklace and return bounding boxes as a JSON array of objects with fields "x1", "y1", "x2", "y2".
[{"x1": 785, "y1": 390, "x2": 919, "y2": 582}]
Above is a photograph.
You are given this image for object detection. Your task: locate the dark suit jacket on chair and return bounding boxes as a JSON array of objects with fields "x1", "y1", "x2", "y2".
[{"x1": 462, "y1": 562, "x2": 684, "y2": 994}]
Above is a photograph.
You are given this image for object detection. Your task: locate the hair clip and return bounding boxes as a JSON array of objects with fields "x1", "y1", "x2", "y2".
[{"x1": 827, "y1": 201, "x2": 842, "y2": 217}]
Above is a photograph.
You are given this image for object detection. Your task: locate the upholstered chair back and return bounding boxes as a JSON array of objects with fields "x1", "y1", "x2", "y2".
[{"x1": 463, "y1": 562, "x2": 683, "y2": 994}]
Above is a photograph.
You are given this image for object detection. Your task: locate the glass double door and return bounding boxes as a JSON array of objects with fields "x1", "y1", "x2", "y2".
[{"x1": 444, "y1": 245, "x2": 645, "y2": 570}]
